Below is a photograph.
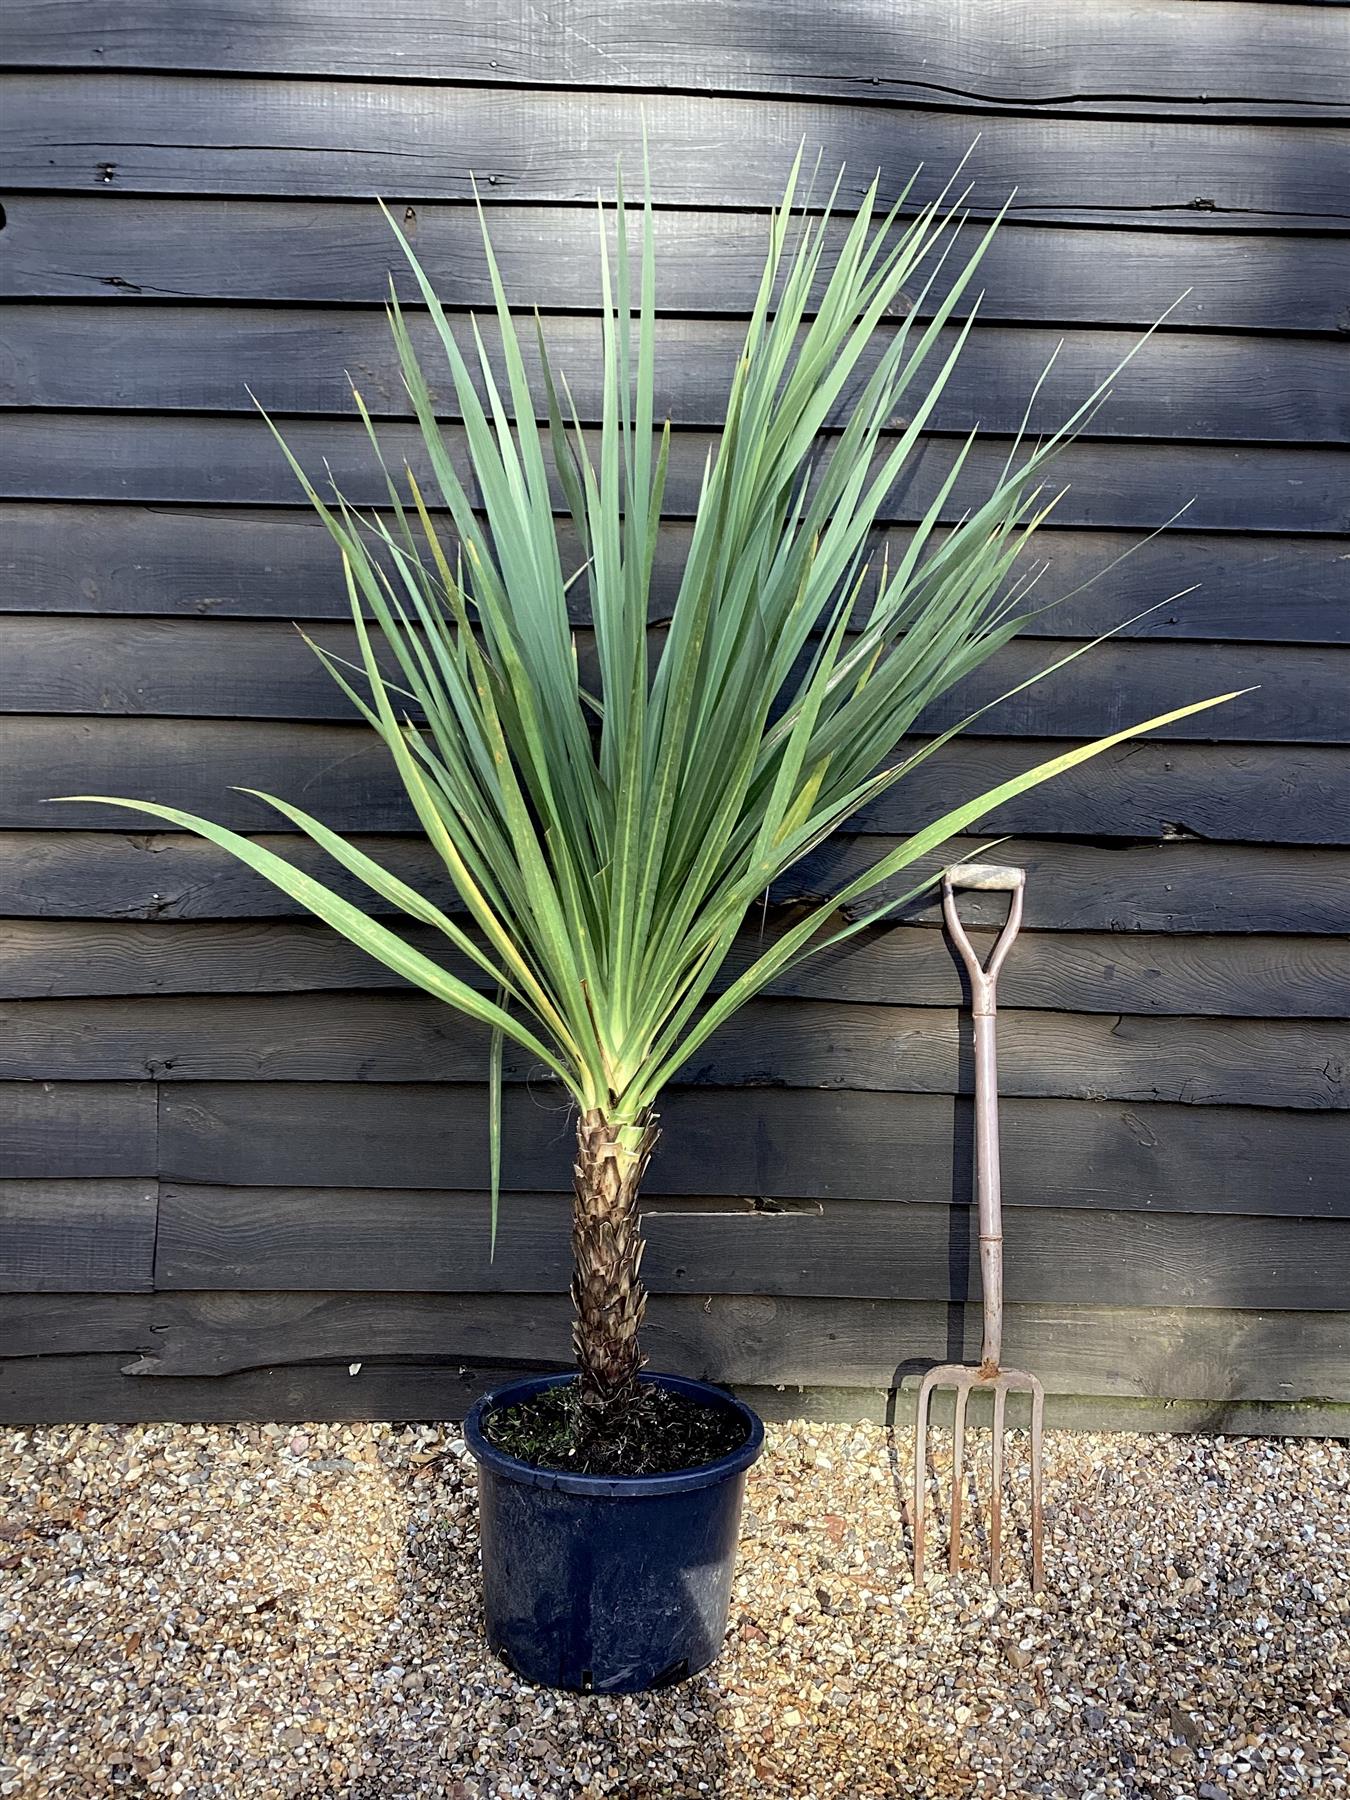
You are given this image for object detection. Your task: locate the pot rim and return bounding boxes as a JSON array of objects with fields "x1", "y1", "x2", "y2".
[{"x1": 463, "y1": 1369, "x2": 765, "y2": 1498}]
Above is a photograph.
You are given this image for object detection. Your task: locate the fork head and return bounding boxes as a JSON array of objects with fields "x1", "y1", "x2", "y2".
[{"x1": 912, "y1": 1363, "x2": 1045, "y2": 1593}]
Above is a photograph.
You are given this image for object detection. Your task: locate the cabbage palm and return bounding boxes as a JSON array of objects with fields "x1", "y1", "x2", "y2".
[{"x1": 65, "y1": 155, "x2": 1235, "y2": 1420}]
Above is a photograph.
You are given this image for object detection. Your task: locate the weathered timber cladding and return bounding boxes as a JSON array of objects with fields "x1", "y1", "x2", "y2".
[
  {"x1": 5, "y1": 624, "x2": 1341, "y2": 740},
  {"x1": 8, "y1": 1292, "x2": 1347, "y2": 1400},
  {"x1": 146, "y1": 1189, "x2": 1350, "y2": 1307},
  {"x1": 5, "y1": 506, "x2": 1347, "y2": 642},
  {"x1": 8, "y1": 309, "x2": 1349, "y2": 442},
  {"x1": 154, "y1": 1086, "x2": 1348, "y2": 1217},
  {"x1": 6, "y1": 79, "x2": 1350, "y2": 223},
  {"x1": 6, "y1": 416, "x2": 1348, "y2": 528},
  {"x1": 10, "y1": 724, "x2": 1350, "y2": 845},
  {"x1": 2, "y1": 993, "x2": 1347, "y2": 1110},
  {"x1": 2, "y1": 1, "x2": 1349, "y2": 1428},
  {"x1": 7, "y1": 919, "x2": 1350, "y2": 1019},
  {"x1": 10, "y1": 0, "x2": 1346, "y2": 116},
  {"x1": 8, "y1": 831, "x2": 1348, "y2": 932},
  {"x1": 5, "y1": 203, "x2": 1349, "y2": 331}
]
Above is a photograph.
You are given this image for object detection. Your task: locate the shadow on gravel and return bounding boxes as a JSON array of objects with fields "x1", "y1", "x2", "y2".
[{"x1": 310, "y1": 1443, "x2": 734, "y2": 1800}]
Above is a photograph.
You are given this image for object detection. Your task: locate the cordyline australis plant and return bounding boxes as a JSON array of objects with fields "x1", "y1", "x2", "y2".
[{"x1": 63, "y1": 153, "x2": 1237, "y2": 1424}]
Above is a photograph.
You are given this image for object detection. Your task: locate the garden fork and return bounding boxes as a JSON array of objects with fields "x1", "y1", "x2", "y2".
[{"x1": 912, "y1": 862, "x2": 1044, "y2": 1593}]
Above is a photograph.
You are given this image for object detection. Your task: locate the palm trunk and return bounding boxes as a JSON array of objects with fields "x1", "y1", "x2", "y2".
[{"x1": 570, "y1": 1107, "x2": 659, "y2": 1407}]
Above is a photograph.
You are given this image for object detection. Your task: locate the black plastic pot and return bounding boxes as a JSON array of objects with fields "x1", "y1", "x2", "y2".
[{"x1": 463, "y1": 1370, "x2": 764, "y2": 1693}]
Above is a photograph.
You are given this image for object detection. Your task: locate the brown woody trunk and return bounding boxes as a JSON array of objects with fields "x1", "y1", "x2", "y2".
[{"x1": 570, "y1": 1107, "x2": 659, "y2": 1407}]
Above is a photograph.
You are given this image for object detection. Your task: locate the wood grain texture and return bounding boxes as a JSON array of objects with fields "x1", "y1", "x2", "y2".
[
  {"x1": 9, "y1": 0, "x2": 1347, "y2": 116},
  {"x1": 0, "y1": 1293, "x2": 154, "y2": 1359},
  {"x1": 112, "y1": 1290, "x2": 1350, "y2": 1401},
  {"x1": 799, "y1": 836, "x2": 1350, "y2": 935},
  {"x1": 4, "y1": 831, "x2": 1343, "y2": 933},
  {"x1": 147, "y1": 1187, "x2": 1350, "y2": 1308},
  {"x1": 156, "y1": 1084, "x2": 1349, "y2": 1213},
  {"x1": 3, "y1": 1352, "x2": 1344, "y2": 1430},
  {"x1": 0, "y1": 1181, "x2": 158, "y2": 1293},
  {"x1": 6, "y1": 414, "x2": 1345, "y2": 532},
  {"x1": 5, "y1": 78, "x2": 1349, "y2": 227},
  {"x1": 0, "y1": 1355, "x2": 529, "y2": 1427},
  {"x1": 7, "y1": 504, "x2": 1345, "y2": 645},
  {"x1": 0, "y1": 1083, "x2": 156, "y2": 1178},
  {"x1": 7, "y1": 199, "x2": 1350, "y2": 333},
  {"x1": 8, "y1": 307, "x2": 1346, "y2": 446},
  {"x1": 6, "y1": 618, "x2": 1334, "y2": 743},
  {"x1": 3, "y1": 992, "x2": 1342, "y2": 1111},
  {"x1": 14, "y1": 716, "x2": 1346, "y2": 846},
  {"x1": 7, "y1": 918, "x2": 1349, "y2": 1020},
  {"x1": 6, "y1": 1293, "x2": 1347, "y2": 1415},
  {"x1": 2, "y1": 6, "x2": 1347, "y2": 1418}
]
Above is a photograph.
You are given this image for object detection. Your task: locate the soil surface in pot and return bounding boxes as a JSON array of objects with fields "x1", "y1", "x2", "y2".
[{"x1": 483, "y1": 1378, "x2": 748, "y2": 1476}]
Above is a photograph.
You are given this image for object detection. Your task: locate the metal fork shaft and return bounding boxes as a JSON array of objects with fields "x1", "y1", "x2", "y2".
[
  {"x1": 972, "y1": 1010, "x2": 1004, "y2": 1372},
  {"x1": 942, "y1": 871, "x2": 1022, "y2": 1368}
]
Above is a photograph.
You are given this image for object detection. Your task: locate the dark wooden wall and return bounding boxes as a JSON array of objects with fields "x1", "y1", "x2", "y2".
[{"x1": 2, "y1": 0, "x2": 1348, "y2": 1430}]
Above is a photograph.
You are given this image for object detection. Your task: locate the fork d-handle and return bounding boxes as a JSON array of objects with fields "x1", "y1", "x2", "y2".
[{"x1": 941, "y1": 864, "x2": 1025, "y2": 1376}]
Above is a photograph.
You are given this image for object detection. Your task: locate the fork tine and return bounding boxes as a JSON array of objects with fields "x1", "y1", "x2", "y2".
[
  {"x1": 912, "y1": 1373, "x2": 933, "y2": 1585},
  {"x1": 948, "y1": 1381, "x2": 970, "y2": 1575},
  {"x1": 1029, "y1": 1376, "x2": 1045, "y2": 1595},
  {"x1": 989, "y1": 1383, "x2": 1007, "y2": 1589}
]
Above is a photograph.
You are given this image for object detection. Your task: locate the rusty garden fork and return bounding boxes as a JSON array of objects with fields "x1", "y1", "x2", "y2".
[{"x1": 912, "y1": 862, "x2": 1045, "y2": 1593}]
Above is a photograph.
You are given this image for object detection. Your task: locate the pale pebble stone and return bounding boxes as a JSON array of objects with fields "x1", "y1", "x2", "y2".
[{"x1": 0, "y1": 1420, "x2": 1344, "y2": 1799}]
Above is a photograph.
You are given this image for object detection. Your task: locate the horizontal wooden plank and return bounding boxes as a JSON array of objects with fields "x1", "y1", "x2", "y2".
[
  {"x1": 854, "y1": 738, "x2": 1349, "y2": 842},
  {"x1": 5, "y1": 831, "x2": 1344, "y2": 933},
  {"x1": 737, "y1": 923, "x2": 1350, "y2": 1019},
  {"x1": 101, "y1": 1290, "x2": 1350, "y2": 1402},
  {"x1": 802, "y1": 836, "x2": 1350, "y2": 934},
  {"x1": 10, "y1": 1, "x2": 1348, "y2": 116},
  {"x1": 6, "y1": 78, "x2": 1350, "y2": 227},
  {"x1": 7, "y1": 200, "x2": 1350, "y2": 334},
  {"x1": 0, "y1": 1351, "x2": 1343, "y2": 1431},
  {"x1": 0, "y1": 1354, "x2": 531, "y2": 1427},
  {"x1": 687, "y1": 1004, "x2": 1349, "y2": 1111},
  {"x1": 13, "y1": 716, "x2": 1350, "y2": 849},
  {"x1": 7, "y1": 308, "x2": 1345, "y2": 445},
  {"x1": 0, "y1": 1082, "x2": 156, "y2": 1178},
  {"x1": 5, "y1": 1303, "x2": 1346, "y2": 1411},
  {"x1": 2, "y1": 718, "x2": 405, "y2": 835},
  {"x1": 8, "y1": 918, "x2": 1348, "y2": 1021},
  {"x1": 0, "y1": 1293, "x2": 154, "y2": 1359},
  {"x1": 7, "y1": 620, "x2": 1335, "y2": 744},
  {"x1": 13, "y1": 716, "x2": 1347, "y2": 846},
  {"x1": 0, "y1": 1180, "x2": 157, "y2": 1293},
  {"x1": 7, "y1": 505, "x2": 1344, "y2": 644},
  {"x1": 149, "y1": 1187, "x2": 1350, "y2": 1308},
  {"x1": 157, "y1": 1084, "x2": 1350, "y2": 1212},
  {"x1": 4, "y1": 992, "x2": 1342, "y2": 1110},
  {"x1": 6, "y1": 415, "x2": 1344, "y2": 532}
]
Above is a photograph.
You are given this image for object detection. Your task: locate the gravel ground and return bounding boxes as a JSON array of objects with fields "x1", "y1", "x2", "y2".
[{"x1": 0, "y1": 1416, "x2": 1345, "y2": 1799}]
